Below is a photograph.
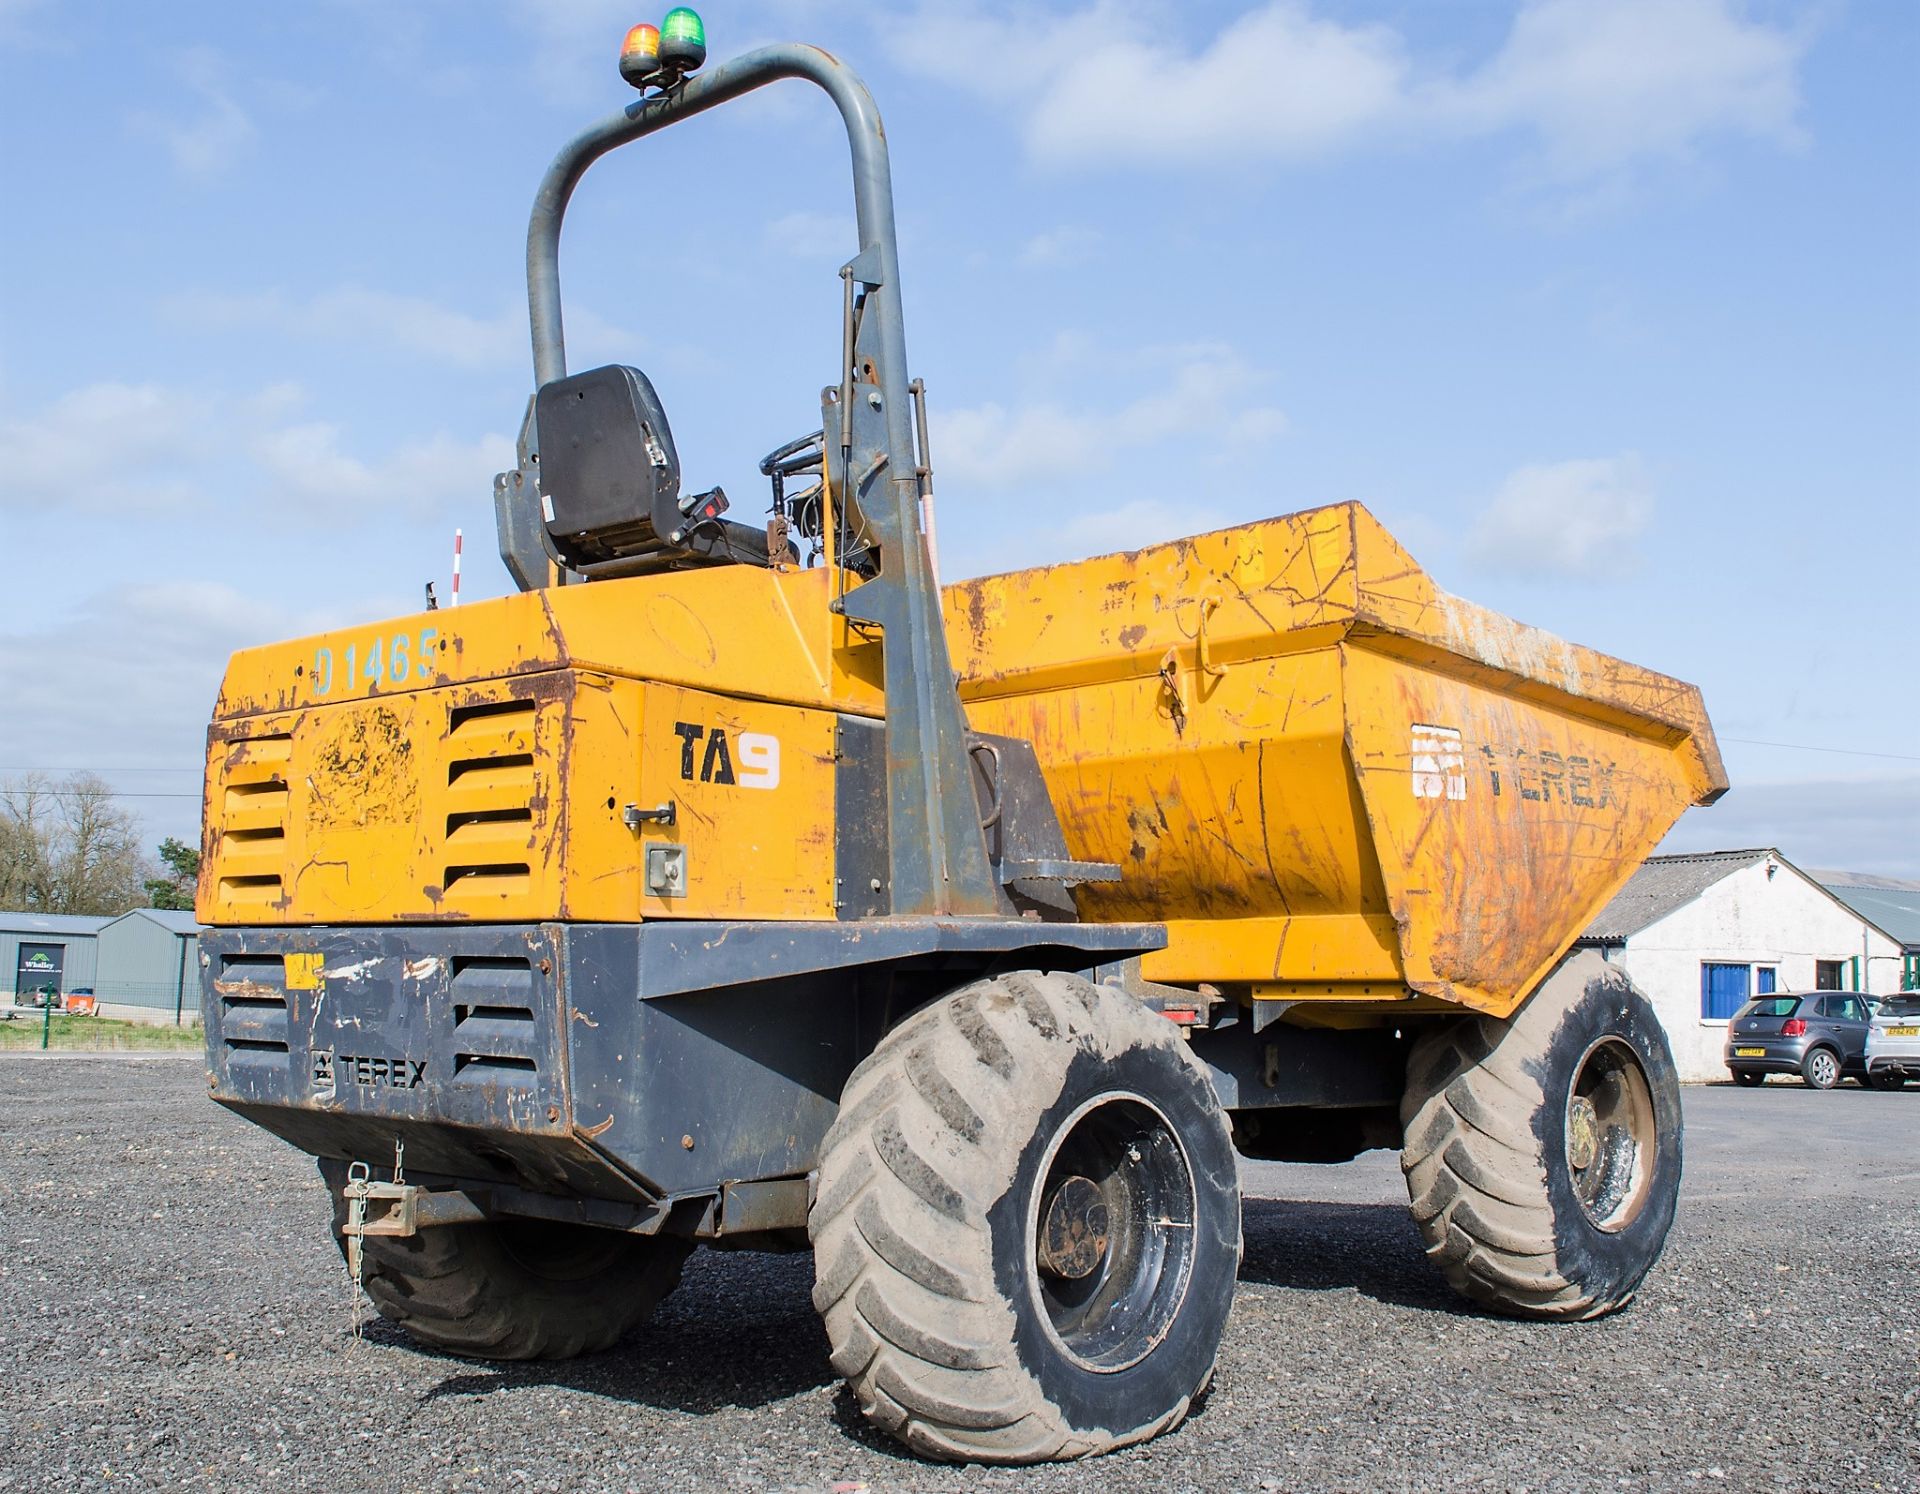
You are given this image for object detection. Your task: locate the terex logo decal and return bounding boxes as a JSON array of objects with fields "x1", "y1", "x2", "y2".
[{"x1": 673, "y1": 722, "x2": 780, "y2": 789}]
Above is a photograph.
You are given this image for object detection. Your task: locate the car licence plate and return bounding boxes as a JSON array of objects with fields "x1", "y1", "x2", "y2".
[
  {"x1": 1734, "y1": 1047, "x2": 1766, "y2": 1057},
  {"x1": 1888, "y1": 1026, "x2": 1919, "y2": 1037}
]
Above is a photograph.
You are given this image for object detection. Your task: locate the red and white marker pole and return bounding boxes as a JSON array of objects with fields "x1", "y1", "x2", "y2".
[{"x1": 451, "y1": 529, "x2": 463, "y2": 608}]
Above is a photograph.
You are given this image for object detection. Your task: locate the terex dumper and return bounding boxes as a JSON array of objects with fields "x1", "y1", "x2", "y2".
[{"x1": 195, "y1": 26, "x2": 1727, "y2": 1465}]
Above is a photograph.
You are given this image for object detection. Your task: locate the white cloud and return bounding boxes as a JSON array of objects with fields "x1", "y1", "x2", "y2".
[
  {"x1": 765, "y1": 210, "x2": 855, "y2": 261},
  {"x1": 1028, "y1": 3, "x2": 1410, "y2": 166},
  {"x1": 161, "y1": 285, "x2": 634, "y2": 371},
  {"x1": 0, "y1": 0, "x2": 52, "y2": 45},
  {"x1": 1442, "y1": 0, "x2": 1808, "y2": 179},
  {"x1": 166, "y1": 288, "x2": 522, "y2": 369},
  {"x1": 0, "y1": 380, "x2": 509, "y2": 519},
  {"x1": 498, "y1": 0, "x2": 613, "y2": 95},
  {"x1": 1019, "y1": 226, "x2": 1103, "y2": 268},
  {"x1": 882, "y1": 0, "x2": 1129, "y2": 96},
  {"x1": 938, "y1": 494, "x2": 1232, "y2": 582},
  {"x1": 887, "y1": 0, "x2": 1812, "y2": 188},
  {"x1": 1050, "y1": 497, "x2": 1231, "y2": 558},
  {"x1": 1659, "y1": 778, "x2": 1920, "y2": 880},
  {"x1": 1, "y1": 383, "x2": 249, "y2": 513},
  {"x1": 252, "y1": 424, "x2": 513, "y2": 516},
  {"x1": 1465, "y1": 454, "x2": 1653, "y2": 579},
  {"x1": 933, "y1": 341, "x2": 1287, "y2": 491},
  {"x1": 133, "y1": 48, "x2": 257, "y2": 180}
]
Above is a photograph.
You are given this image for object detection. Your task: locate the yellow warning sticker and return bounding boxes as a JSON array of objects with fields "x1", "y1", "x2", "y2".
[{"x1": 284, "y1": 953, "x2": 325, "y2": 991}]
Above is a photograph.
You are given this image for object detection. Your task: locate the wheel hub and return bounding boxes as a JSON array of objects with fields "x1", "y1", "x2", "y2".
[
  {"x1": 1037, "y1": 1175, "x2": 1111, "y2": 1280},
  {"x1": 1027, "y1": 1091, "x2": 1198, "y2": 1372},
  {"x1": 1566, "y1": 1095, "x2": 1599, "y2": 1170}
]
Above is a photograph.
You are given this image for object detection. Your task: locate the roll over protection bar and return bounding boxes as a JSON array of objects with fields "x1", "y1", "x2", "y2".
[{"x1": 507, "y1": 44, "x2": 999, "y2": 917}]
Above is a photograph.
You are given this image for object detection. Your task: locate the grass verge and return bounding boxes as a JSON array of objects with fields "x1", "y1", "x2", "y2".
[{"x1": 0, "y1": 1012, "x2": 202, "y2": 1051}]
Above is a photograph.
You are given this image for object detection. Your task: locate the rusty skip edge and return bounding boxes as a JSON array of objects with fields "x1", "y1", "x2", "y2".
[{"x1": 947, "y1": 503, "x2": 1728, "y2": 807}]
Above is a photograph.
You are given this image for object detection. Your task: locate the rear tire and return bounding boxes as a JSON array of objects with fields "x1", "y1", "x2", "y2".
[
  {"x1": 809, "y1": 971, "x2": 1241, "y2": 1464},
  {"x1": 1401, "y1": 952, "x2": 1682, "y2": 1321},
  {"x1": 1868, "y1": 1071, "x2": 1908, "y2": 1091},
  {"x1": 330, "y1": 1189, "x2": 691, "y2": 1360},
  {"x1": 1801, "y1": 1048, "x2": 1841, "y2": 1090},
  {"x1": 1732, "y1": 1070, "x2": 1765, "y2": 1088}
]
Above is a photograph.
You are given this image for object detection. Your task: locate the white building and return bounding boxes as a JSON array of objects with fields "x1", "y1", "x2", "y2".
[{"x1": 1580, "y1": 848, "x2": 1904, "y2": 1082}]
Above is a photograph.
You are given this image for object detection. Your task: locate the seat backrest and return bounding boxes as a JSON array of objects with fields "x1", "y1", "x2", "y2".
[{"x1": 533, "y1": 363, "x2": 683, "y2": 568}]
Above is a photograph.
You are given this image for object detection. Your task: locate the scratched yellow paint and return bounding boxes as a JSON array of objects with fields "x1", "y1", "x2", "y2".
[
  {"x1": 198, "y1": 667, "x2": 836, "y2": 925},
  {"x1": 948, "y1": 501, "x2": 1727, "y2": 1018},
  {"x1": 200, "y1": 564, "x2": 867, "y2": 927},
  {"x1": 212, "y1": 562, "x2": 883, "y2": 722}
]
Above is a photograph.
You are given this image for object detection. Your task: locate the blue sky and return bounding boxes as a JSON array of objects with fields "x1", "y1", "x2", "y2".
[{"x1": 1, "y1": 0, "x2": 1915, "y2": 873}]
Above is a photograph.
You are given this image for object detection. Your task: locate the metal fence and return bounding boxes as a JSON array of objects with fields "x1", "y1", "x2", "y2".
[{"x1": 3, "y1": 979, "x2": 200, "y2": 1022}]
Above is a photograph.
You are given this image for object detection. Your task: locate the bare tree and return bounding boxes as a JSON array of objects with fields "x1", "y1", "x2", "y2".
[
  {"x1": 0, "y1": 774, "x2": 53, "y2": 910},
  {"x1": 0, "y1": 773, "x2": 151, "y2": 915}
]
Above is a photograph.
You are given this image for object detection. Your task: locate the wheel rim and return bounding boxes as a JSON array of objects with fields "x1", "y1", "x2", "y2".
[
  {"x1": 1026, "y1": 1091, "x2": 1197, "y2": 1373},
  {"x1": 1809, "y1": 1051, "x2": 1837, "y2": 1087},
  {"x1": 1565, "y1": 1037, "x2": 1658, "y2": 1232}
]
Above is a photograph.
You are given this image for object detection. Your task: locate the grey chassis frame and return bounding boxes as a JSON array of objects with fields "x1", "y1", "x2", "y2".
[
  {"x1": 201, "y1": 919, "x2": 1167, "y2": 1242},
  {"x1": 201, "y1": 922, "x2": 1414, "y2": 1241}
]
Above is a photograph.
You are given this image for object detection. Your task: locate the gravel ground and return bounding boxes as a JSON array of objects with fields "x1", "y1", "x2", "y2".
[{"x1": 1, "y1": 1055, "x2": 1914, "y2": 1493}]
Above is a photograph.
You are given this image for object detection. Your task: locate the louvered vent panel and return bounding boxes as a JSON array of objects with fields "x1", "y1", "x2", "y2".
[
  {"x1": 449, "y1": 955, "x2": 540, "y2": 1083},
  {"x1": 441, "y1": 700, "x2": 538, "y2": 903},
  {"x1": 217, "y1": 953, "x2": 292, "y2": 1059},
  {"x1": 216, "y1": 735, "x2": 292, "y2": 905}
]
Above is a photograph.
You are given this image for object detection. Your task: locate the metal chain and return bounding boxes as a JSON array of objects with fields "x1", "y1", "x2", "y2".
[
  {"x1": 341, "y1": 1140, "x2": 404, "y2": 1344},
  {"x1": 343, "y1": 1160, "x2": 370, "y2": 1342}
]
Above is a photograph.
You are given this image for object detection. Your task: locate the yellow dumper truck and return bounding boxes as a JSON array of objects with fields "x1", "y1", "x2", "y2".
[{"x1": 196, "y1": 26, "x2": 1726, "y2": 1465}]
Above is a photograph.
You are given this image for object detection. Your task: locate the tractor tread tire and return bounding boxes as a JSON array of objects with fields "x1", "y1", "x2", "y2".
[
  {"x1": 1400, "y1": 954, "x2": 1681, "y2": 1322},
  {"x1": 331, "y1": 1195, "x2": 691, "y2": 1361},
  {"x1": 810, "y1": 971, "x2": 1236, "y2": 1464}
]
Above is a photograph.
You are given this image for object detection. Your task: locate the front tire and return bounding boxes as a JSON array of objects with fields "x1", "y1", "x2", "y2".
[
  {"x1": 1401, "y1": 952, "x2": 1682, "y2": 1321},
  {"x1": 330, "y1": 1188, "x2": 691, "y2": 1360},
  {"x1": 809, "y1": 971, "x2": 1241, "y2": 1464}
]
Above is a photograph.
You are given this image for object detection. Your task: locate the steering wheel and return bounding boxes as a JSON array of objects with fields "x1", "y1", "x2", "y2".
[{"x1": 759, "y1": 429, "x2": 824, "y2": 479}]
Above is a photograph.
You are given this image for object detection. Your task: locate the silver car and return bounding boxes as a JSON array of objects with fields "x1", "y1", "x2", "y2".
[
  {"x1": 1724, "y1": 992, "x2": 1874, "y2": 1089},
  {"x1": 1866, "y1": 993, "x2": 1920, "y2": 1091}
]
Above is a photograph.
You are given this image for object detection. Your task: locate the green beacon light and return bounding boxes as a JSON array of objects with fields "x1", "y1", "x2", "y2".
[{"x1": 659, "y1": 7, "x2": 706, "y2": 75}]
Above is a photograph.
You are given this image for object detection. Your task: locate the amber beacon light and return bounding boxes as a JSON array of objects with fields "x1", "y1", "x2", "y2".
[{"x1": 618, "y1": 23, "x2": 662, "y2": 87}]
